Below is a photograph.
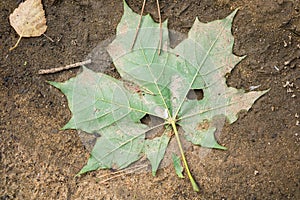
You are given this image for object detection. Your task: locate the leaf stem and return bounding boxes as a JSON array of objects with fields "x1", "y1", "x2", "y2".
[
  {"x1": 9, "y1": 35, "x2": 22, "y2": 51},
  {"x1": 170, "y1": 120, "x2": 200, "y2": 192}
]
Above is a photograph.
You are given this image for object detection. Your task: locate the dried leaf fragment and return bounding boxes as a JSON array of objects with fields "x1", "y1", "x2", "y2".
[{"x1": 9, "y1": 0, "x2": 47, "y2": 50}]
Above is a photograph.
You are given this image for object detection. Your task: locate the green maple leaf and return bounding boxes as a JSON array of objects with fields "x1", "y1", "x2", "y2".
[{"x1": 50, "y1": 2, "x2": 268, "y2": 191}]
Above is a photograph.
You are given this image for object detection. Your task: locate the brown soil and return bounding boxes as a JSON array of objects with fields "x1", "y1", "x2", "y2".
[{"x1": 1, "y1": 0, "x2": 300, "y2": 199}]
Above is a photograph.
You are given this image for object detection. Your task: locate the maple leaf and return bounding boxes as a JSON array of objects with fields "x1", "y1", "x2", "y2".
[{"x1": 50, "y1": 2, "x2": 268, "y2": 191}]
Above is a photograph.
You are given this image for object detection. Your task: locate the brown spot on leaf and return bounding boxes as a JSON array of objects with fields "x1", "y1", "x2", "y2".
[
  {"x1": 197, "y1": 119, "x2": 210, "y2": 131},
  {"x1": 119, "y1": 24, "x2": 128, "y2": 34}
]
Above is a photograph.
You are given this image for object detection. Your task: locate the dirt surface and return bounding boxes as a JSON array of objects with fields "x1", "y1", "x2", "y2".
[{"x1": 1, "y1": 0, "x2": 300, "y2": 199}]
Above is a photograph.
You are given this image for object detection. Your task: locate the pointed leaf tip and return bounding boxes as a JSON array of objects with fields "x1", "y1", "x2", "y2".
[
  {"x1": 123, "y1": 0, "x2": 131, "y2": 13},
  {"x1": 229, "y1": 8, "x2": 239, "y2": 19},
  {"x1": 48, "y1": 81, "x2": 61, "y2": 89},
  {"x1": 77, "y1": 155, "x2": 101, "y2": 176},
  {"x1": 172, "y1": 153, "x2": 184, "y2": 178},
  {"x1": 145, "y1": 134, "x2": 170, "y2": 176}
]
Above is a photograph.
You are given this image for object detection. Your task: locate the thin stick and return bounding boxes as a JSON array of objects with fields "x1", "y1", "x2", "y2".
[
  {"x1": 38, "y1": 59, "x2": 92, "y2": 75},
  {"x1": 130, "y1": 0, "x2": 146, "y2": 50},
  {"x1": 156, "y1": 0, "x2": 162, "y2": 55},
  {"x1": 98, "y1": 164, "x2": 148, "y2": 184},
  {"x1": 97, "y1": 164, "x2": 148, "y2": 180},
  {"x1": 43, "y1": 33, "x2": 55, "y2": 42}
]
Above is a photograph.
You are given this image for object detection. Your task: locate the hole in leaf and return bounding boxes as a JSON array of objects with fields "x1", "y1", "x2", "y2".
[
  {"x1": 186, "y1": 89, "x2": 204, "y2": 101},
  {"x1": 140, "y1": 114, "x2": 165, "y2": 139},
  {"x1": 140, "y1": 114, "x2": 151, "y2": 126},
  {"x1": 78, "y1": 130, "x2": 98, "y2": 152}
]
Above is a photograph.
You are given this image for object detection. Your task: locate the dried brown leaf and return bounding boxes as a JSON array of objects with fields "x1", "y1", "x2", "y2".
[{"x1": 9, "y1": 0, "x2": 47, "y2": 50}]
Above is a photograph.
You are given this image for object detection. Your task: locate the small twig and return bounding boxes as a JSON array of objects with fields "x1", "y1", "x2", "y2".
[
  {"x1": 98, "y1": 164, "x2": 148, "y2": 179},
  {"x1": 156, "y1": 0, "x2": 162, "y2": 55},
  {"x1": 97, "y1": 164, "x2": 148, "y2": 184},
  {"x1": 38, "y1": 59, "x2": 92, "y2": 75},
  {"x1": 131, "y1": 0, "x2": 162, "y2": 56},
  {"x1": 43, "y1": 33, "x2": 55, "y2": 42},
  {"x1": 130, "y1": 0, "x2": 146, "y2": 51}
]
